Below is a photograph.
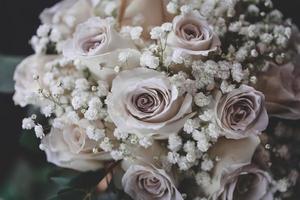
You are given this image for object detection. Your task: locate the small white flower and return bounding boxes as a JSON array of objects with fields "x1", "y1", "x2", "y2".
[
  {"x1": 71, "y1": 96, "x2": 86, "y2": 110},
  {"x1": 114, "y1": 66, "x2": 120, "y2": 73},
  {"x1": 183, "y1": 119, "x2": 200, "y2": 134},
  {"x1": 178, "y1": 156, "x2": 191, "y2": 171},
  {"x1": 110, "y1": 150, "x2": 124, "y2": 161},
  {"x1": 88, "y1": 97, "x2": 103, "y2": 109},
  {"x1": 130, "y1": 26, "x2": 143, "y2": 40},
  {"x1": 34, "y1": 124, "x2": 45, "y2": 139},
  {"x1": 192, "y1": 130, "x2": 210, "y2": 152},
  {"x1": 197, "y1": 140, "x2": 210, "y2": 152},
  {"x1": 229, "y1": 21, "x2": 242, "y2": 32},
  {"x1": 96, "y1": 81, "x2": 109, "y2": 97},
  {"x1": 180, "y1": 5, "x2": 193, "y2": 15},
  {"x1": 231, "y1": 63, "x2": 244, "y2": 82},
  {"x1": 22, "y1": 118, "x2": 35, "y2": 130},
  {"x1": 199, "y1": 110, "x2": 214, "y2": 122},
  {"x1": 100, "y1": 137, "x2": 113, "y2": 152},
  {"x1": 140, "y1": 52, "x2": 160, "y2": 69},
  {"x1": 251, "y1": 49, "x2": 259, "y2": 57},
  {"x1": 166, "y1": 1, "x2": 178, "y2": 14},
  {"x1": 167, "y1": 151, "x2": 180, "y2": 164},
  {"x1": 150, "y1": 26, "x2": 165, "y2": 40},
  {"x1": 195, "y1": 172, "x2": 211, "y2": 186},
  {"x1": 138, "y1": 136, "x2": 153, "y2": 148},
  {"x1": 86, "y1": 126, "x2": 105, "y2": 141},
  {"x1": 113, "y1": 128, "x2": 129, "y2": 140},
  {"x1": 201, "y1": 157, "x2": 214, "y2": 171},
  {"x1": 42, "y1": 104, "x2": 55, "y2": 117},
  {"x1": 260, "y1": 33, "x2": 273, "y2": 44},
  {"x1": 207, "y1": 123, "x2": 220, "y2": 139},
  {"x1": 194, "y1": 92, "x2": 211, "y2": 107},
  {"x1": 183, "y1": 141, "x2": 196, "y2": 153},
  {"x1": 161, "y1": 23, "x2": 173, "y2": 32},
  {"x1": 61, "y1": 76, "x2": 75, "y2": 90},
  {"x1": 186, "y1": 151, "x2": 196, "y2": 163},
  {"x1": 84, "y1": 108, "x2": 99, "y2": 120},
  {"x1": 220, "y1": 80, "x2": 236, "y2": 93},
  {"x1": 75, "y1": 78, "x2": 90, "y2": 91},
  {"x1": 50, "y1": 28, "x2": 62, "y2": 42},
  {"x1": 276, "y1": 178, "x2": 289, "y2": 193},
  {"x1": 37, "y1": 24, "x2": 51, "y2": 37},
  {"x1": 168, "y1": 134, "x2": 182, "y2": 152}
]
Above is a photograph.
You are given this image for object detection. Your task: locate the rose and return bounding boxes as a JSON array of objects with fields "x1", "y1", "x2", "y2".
[
  {"x1": 200, "y1": 136, "x2": 274, "y2": 200},
  {"x1": 13, "y1": 55, "x2": 58, "y2": 107},
  {"x1": 167, "y1": 11, "x2": 221, "y2": 57},
  {"x1": 215, "y1": 85, "x2": 268, "y2": 139},
  {"x1": 107, "y1": 68, "x2": 193, "y2": 139},
  {"x1": 41, "y1": 119, "x2": 112, "y2": 172},
  {"x1": 255, "y1": 56, "x2": 300, "y2": 120},
  {"x1": 120, "y1": 0, "x2": 173, "y2": 38},
  {"x1": 40, "y1": 0, "x2": 94, "y2": 39},
  {"x1": 63, "y1": 17, "x2": 140, "y2": 82},
  {"x1": 217, "y1": 165, "x2": 274, "y2": 200},
  {"x1": 122, "y1": 165, "x2": 183, "y2": 200}
]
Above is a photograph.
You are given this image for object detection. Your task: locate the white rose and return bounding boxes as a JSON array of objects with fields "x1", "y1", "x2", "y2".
[
  {"x1": 13, "y1": 55, "x2": 57, "y2": 107},
  {"x1": 41, "y1": 119, "x2": 112, "y2": 172},
  {"x1": 167, "y1": 11, "x2": 220, "y2": 57},
  {"x1": 63, "y1": 17, "x2": 140, "y2": 82},
  {"x1": 122, "y1": 165, "x2": 183, "y2": 200},
  {"x1": 107, "y1": 68, "x2": 193, "y2": 139},
  {"x1": 40, "y1": 0, "x2": 94, "y2": 39}
]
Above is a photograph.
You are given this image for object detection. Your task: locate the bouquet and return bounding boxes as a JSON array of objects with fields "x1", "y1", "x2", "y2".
[{"x1": 13, "y1": 0, "x2": 300, "y2": 199}]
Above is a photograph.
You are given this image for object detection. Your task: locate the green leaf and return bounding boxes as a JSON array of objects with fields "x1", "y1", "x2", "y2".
[
  {"x1": 69, "y1": 169, "x2": 106, "y2": 189},
  {"x1": 48, "y1": 188, "x2": 87, "y2": 200},
  {"x1": 0, "y1": 54, "x2": 24, "y2": 93},
  {"x1": 19, "y1": 129, "x2": 40, "y2": 153}
]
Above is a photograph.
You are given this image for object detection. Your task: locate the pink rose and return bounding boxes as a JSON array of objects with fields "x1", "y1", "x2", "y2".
[
  {"x1": 122, "y1": 165, "x2": 183, "y2": 200},
  {"x1": 167, "y1": 11, "x2": 220, "y2": 57},
  {"x1": 215, "y1": 85, "x2": 268, "y2": 139}
]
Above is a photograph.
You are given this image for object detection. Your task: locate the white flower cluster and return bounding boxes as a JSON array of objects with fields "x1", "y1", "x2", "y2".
[{"x1": 13, "y1": 0, "x2": 299, "y2": 199}]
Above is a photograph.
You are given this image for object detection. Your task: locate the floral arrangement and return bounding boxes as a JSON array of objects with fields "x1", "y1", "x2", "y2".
[{"x1": 13, "y1": 0, "x2": 300, "y2": 199}]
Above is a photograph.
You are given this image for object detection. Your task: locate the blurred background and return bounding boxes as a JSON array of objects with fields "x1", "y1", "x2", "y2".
[{"x1": 0, "y1": 0, "x2": 299, "y2": 199}]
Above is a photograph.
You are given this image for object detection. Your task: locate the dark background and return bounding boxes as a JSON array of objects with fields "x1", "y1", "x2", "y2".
[{"x1": 0, "y1": 0, "x2": 299, "y2": 195}]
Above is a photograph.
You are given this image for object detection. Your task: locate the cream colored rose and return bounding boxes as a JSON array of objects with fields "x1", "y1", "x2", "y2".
[
  {"x1": 217, "y1": 165, "x2": 274, "y2": 200},
  {"x1": 167, "y1": 11, "x2": 221, "y2": 57},
  {"x1": 201, "y1": 136, "x2": 262, "y2": 199},
  {"x1": 256, "y1": 56, "x2": 300, "y2": 120},
  {"x1": 122, "y1": 165, "x2": 183, "y2": 200},
  {"x1": 41, "y1": 119, "x2": 112, "y2": 172},
  {"x1": 215, "y1": 85, "x2": 268, "y2": 139},
  {"x1": 63, "y1": 17, "x2": 140, "y2": 82},
  {"x1": 107, "y1": 68, "x2": 193, "y2": 139},
  {"x1": 120, "y1": 0, "x2": 172, "y2": 38},
  {"x1": 40, "y1": 0, "x2": 94, "y2": 39},
  {"x1": 13, "y1": 55, "x2": 57, "y2": 107}
]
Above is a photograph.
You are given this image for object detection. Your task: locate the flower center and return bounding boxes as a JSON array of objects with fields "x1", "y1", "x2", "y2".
[
  {"x1": 133, "y1": 88, "x2": 164, "y2": 114},
  {"x1": 82, "y1": 34, "x2": 106, "y2": 54},
  {"x1": 181, "y1": 23, "x2": 201, "y2": 41},
  {"x1": 233, "y1": 173, "x2": 256, "y2": 199}
]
